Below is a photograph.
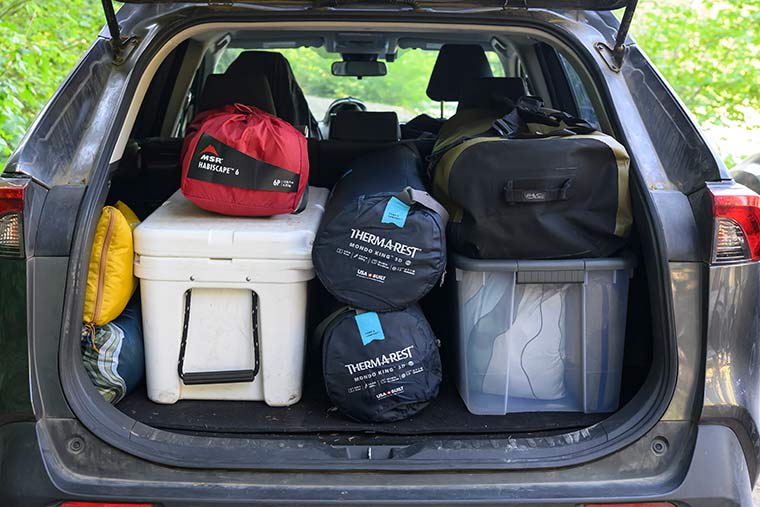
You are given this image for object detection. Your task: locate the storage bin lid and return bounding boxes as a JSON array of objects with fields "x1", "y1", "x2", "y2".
[
  {"x1": 134, "y1": 187, "x2": 328, "y2": 260},
  {"x1": 450, "y1": 251, "x2": 636, "y2": 273}
]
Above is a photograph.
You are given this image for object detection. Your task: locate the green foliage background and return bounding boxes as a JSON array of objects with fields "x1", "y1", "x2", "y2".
[
  {"x1": 0, "y1": 0, "x2": 758, "y2": 166},
  {"x1": 0, "y1": 0, "x2": 102, "y2": 159}
]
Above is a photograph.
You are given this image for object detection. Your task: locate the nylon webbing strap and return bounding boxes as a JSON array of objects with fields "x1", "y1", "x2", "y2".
[
  {"x1": 492, "y1": 96, "x2": 596, "y2": 140},
  {"x1": 396, "y1": 187, "x2": 450, "y2": 224}
]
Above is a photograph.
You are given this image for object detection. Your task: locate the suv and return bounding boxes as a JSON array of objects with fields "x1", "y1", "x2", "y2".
[{"x1": 0, "y1": 1, "x2": 757, "y2": 506}]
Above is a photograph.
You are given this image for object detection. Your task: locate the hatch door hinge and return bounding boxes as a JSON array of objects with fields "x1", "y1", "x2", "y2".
[
  {"x1": 100, "y1": 0, "x2": 139, "y2": 65},
  {"x1": 595, "y1": 0, "x2": 639, "y2": 72}
]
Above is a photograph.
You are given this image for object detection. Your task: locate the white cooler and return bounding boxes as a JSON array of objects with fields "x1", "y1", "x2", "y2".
[{"x1": 133, "y1": 187, "x2": 328, "y2": 406}]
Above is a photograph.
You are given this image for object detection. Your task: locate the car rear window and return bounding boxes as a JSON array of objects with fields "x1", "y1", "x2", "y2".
[{"x1": 215, "y1": 47, "x2": 506, "y2": 122}]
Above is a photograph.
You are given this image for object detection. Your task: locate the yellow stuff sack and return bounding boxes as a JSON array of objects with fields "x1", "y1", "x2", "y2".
[{"x1": 83, "y1": 205, "x2": 137, "y2": 326}]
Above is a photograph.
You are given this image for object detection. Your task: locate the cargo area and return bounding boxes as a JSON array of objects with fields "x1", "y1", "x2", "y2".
[
  {"x1": 110, "y1": 258, "x2": 651, "y2": 437},
  {"x1": 72, "y1": 25, "x2": 658, "y2": 456},
  {"x1": 113, "y1": 267, "x2": 650, "y2": 437}
]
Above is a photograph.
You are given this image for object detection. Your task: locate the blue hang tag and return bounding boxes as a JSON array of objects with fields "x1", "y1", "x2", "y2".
[
  {"x1": 354, "y1": 312, "x2": 385, "y2": 346},
  {"x1": 381, "y1": 196, "x2": 411, "y2": 228}
]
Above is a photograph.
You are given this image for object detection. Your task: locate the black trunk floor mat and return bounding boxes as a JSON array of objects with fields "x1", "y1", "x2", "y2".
[{"x1": 117, "y1": 382, "x2": 607, "y2": 436}]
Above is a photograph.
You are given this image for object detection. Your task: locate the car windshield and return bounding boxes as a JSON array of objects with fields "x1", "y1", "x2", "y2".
[{"x1": 215, "y1": 47, "x2": 505, "y2": 122}]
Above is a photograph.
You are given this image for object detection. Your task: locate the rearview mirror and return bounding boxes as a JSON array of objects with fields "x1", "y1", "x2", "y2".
[{"x1": 331, "y1": 61, "x2": 387, "y2": 77}]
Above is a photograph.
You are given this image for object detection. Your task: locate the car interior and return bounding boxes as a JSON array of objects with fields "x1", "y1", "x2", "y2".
[{"x1": 97, "y1": 28, "x2": 654, "y2": 443}]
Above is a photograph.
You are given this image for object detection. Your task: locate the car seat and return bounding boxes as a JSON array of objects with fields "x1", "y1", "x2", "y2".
[
  {"x1": 402, "y1": 44, "x2": 493, "y2": 139},
  {"x1": 196, "y1": 73, "x2": 277, "y2": 115},
  {"x1": 329, "y1": 111, "x2": 401, "y2": 142},
  {"x1": 223, "y1": 51, "x2": 318, "y2": 135},
  {"x1": 456, "y1": 77, "x2": 527, "y2": 112}
]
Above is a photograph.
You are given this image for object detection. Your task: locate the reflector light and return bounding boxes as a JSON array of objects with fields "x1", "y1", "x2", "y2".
[
  {"x1": 0, "y1": 178, "x2": 27, "y2": 258},
  {"x1": 0, "y1": 212, "x2": 22, "y2": 257},
  {"x1": 714, "y1": 217, "x2": 750, "y2": 262},
  {"x1": 59, "y1": 503, "x2": 153, "y2": 507},
  {"x1": 709, "y1": 183, "x2": 760, "y2": 264}
]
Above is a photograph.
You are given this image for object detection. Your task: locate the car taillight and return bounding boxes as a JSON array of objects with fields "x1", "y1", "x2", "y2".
[
  {"x1": 709, "y1": 183, "x2": 760, "y2": 264},
  {"x1": 0, "y1": 178, "x2": 28, "y2": 258}
]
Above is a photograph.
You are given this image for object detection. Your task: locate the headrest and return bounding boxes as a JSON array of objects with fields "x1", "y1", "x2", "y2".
[
  {"x1": 457, "y1": 77, "x2": 527, "y2": 111},
  {"x1": 426, "y1": 44, "x2": 493, "y2": 102},
  {"x1": 330, "y1": 111, "x2": 400, "y2": 142},
  {"x1": 224, "y1": 51, "x2": 313, "y2": 129},
  {"x1": 225, "y1": 50, "x2": 293, "y2": 77},
  {"x1": 196, "y1": 73, "x2": 276, "y2": 115}
]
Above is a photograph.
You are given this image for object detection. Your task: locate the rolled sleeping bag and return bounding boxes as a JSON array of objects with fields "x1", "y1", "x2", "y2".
[
  {"x1": 312, "y1": 144, "x2": 448, "y2": 312},
  {"x1": 319, "y1": 304, "x2": 442, "y2": 423},
  {"x1": 81, "y1": 296, "x2": 145, "y2": 404}
]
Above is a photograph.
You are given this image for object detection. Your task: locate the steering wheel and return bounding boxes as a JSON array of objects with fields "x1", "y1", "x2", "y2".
[{"x1": 324, "y1": 97, "x2": 367, "y2": 124}]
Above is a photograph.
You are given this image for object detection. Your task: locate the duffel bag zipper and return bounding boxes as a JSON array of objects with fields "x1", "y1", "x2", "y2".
[{"x1": 93, "y1": 207, "x2": 116, "y2": 323}]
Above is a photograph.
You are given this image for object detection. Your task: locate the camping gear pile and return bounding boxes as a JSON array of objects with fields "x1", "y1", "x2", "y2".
[
  {"x1": 81, "y1": 202, "x2": 145, "y2": 404},
  {"x1": 312, "y1": 144, "x2": 448, "y2": 422},
  {"x1": 135, "y1": 91, "x2": 322, "y2": 406},
  {"x1": 81, "y1": 56, "x2": 635, "y2": 424},
  {"x1": 428, "y1": 94, "x2": 633, "y2": 415},
  {"x1": 133, "y1": 185, "x2": 327, "y2": 405}
]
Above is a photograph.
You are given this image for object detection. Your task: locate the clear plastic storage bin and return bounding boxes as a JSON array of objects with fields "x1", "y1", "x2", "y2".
[{"x1": 452, "y1": 253, "x2": 634, "y2": 415}]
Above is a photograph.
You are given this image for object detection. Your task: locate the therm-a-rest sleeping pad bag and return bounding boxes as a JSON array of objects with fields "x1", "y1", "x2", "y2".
[
  {"x1": 181, "y1": 104, "x2": 309, "y2": 216},
  {"x1": 312, "y1": 144, "x2": 448, "y2": 312},
  {"x1": 319, "y1": 305, "x2": 442, "y2": 422},
  {"x1": 431, "y1": 97, "x2": 631, "y2": 259}
]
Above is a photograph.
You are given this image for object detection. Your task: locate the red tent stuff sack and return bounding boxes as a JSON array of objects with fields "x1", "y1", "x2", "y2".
[{"x1": 181, "y1": 104, "x2": 309, "y2": 216}]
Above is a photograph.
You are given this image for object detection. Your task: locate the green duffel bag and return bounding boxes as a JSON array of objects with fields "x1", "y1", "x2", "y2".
[{"x1": 430, "y1": 96, "x2": 631, "y2": 260}]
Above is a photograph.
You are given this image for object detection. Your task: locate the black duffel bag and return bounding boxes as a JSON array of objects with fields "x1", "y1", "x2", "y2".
[
  {"x1": 431, "y1": 96, "x2": 631, "y2": 260},
  {"x1": 312, "y1": 144, "x2": 448, "y2": 312},
  {"x1": 318, "y1": 304, "x2": 442, "y2": 423}
]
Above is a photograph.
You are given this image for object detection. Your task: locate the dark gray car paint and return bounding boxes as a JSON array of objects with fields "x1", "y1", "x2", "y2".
[
  {"x1": 0, "y1": 0, "x2": 755, "y2": 504},
  {"x1": 0, "y1": 420, "x2": 743, "y2": 505},
  {"x1": 703, "y1": 258, "x2": 760, "y2": 482}
]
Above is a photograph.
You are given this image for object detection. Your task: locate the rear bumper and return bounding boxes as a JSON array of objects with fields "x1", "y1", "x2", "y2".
[{"x1": 0, "y1": 421, "x2": 752, "y2": 506}]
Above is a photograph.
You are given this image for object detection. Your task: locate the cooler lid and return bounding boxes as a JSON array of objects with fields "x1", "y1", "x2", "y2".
[{"x1": 134, "y1": 187, "x2": 328, "y2": 261}]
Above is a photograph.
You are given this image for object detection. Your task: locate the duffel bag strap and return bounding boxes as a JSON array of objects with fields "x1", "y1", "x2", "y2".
[
  {"x1": 493, "y1": 96, "x2": 596, "y2": 139},
  {"x1": 503, "y1": 178, "x2": 573, "y2": 204},
  {"x1": 492, "y1": 108, "x2": 522, "y2": 138},
  {"x1": 396, "y1": 186, "x2": 450, "y2": 224}
]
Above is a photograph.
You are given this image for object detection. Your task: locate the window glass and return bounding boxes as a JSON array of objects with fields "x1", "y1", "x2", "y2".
[
  {"x1": 487, "y1": 51, "x2": 506, "y2": 77},
  {"x1": 214, "y1": 47, "x2": 505, "y2": 121},
  {"x1": 557, "y1": 54, "x2": 600, "y2": 128}
]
